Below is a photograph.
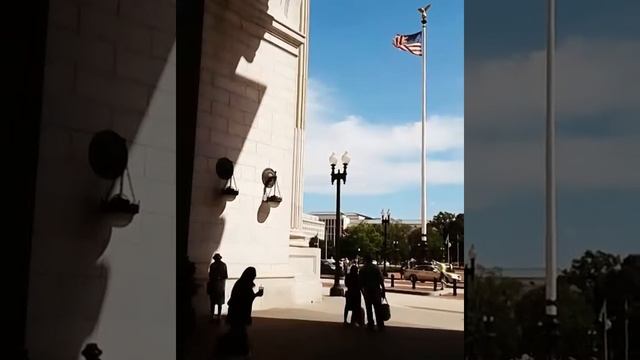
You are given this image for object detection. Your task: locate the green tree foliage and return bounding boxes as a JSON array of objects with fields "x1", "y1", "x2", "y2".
[
  {"x1": 338, "y1": 212, "x2": 464, "y2": 264},
  {"x1": 341, "y1": 223, "x2": 382, "y2": 260},
  {"x1": 407, "y1": 224, "x2": 442, "y2": 262},
  {"x1": 467, "y1": 275, "x2": 523, "y2": 359},
  {"x1": 515, "y1": 278, "x2": 596, "y2": 359},
  {"x1": 468, "y1": 251, "x2": 639, "y2": 359},
  {"x1": 387, "y1": 223, "x2": 413, "y2": 264},
  {"x1": 562, "y1": 250, "x2": 622, "y2": 311}
]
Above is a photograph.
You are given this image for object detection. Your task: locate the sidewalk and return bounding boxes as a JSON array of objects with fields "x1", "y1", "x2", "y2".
[{"x1": 186, "y1": 285, "x2": 464, "y2": 359}]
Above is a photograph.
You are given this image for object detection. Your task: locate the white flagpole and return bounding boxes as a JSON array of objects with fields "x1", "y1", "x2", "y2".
[
  {"x1": 419, "y1": 4, "x2": 431, "y2": 250},
  {"x1": 545, "y1": 0, "x2": 558, "y2": 350}
]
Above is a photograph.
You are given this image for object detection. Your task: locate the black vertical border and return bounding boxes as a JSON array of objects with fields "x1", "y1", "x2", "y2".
[{"x1": 176, "y1": 0, "x2": 205, "y2": 357}]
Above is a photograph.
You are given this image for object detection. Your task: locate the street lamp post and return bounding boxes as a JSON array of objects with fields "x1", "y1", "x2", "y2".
[
  {"x1": 329, "y1": 151, "x2": 350, "y2": 297},
  {"x1": 381, "y1": 209, "x2": 390, "y2": 277}
]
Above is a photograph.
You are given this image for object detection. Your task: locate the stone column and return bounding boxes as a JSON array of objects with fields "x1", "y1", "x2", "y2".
[{"x1": 289, "y1": 0, "x2": 309, "y2": 247}]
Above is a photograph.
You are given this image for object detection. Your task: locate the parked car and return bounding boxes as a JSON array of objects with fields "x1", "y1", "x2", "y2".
[
  {"x1": 321, "y1": 259, "x2": 336, "y2": 275},
  {"x1": 403, "y1": 264, "x2": 439, "y2": 283}
]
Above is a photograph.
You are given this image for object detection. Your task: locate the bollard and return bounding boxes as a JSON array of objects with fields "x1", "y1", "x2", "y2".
[
  {"x1": 412, "y1": 278, "x2": 416, "y2": 289},
  {"x1": 453, "y1": 279, "x2": 457, "y2": 296},
  {"x1": 390, "y1": 274, "x2": 395, "y2": 288},
  {"x1": 433, "y1": 277, "x2": 437, "y2": 291},
  {"x1": 81, "y1": 343, "x2": 103, "y2": 360}
]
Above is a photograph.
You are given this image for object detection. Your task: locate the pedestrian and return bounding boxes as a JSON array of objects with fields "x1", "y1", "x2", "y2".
[
  {"x1": 344, "y1": 265, "x2": 362, "y2": 326},
  {"x1": 400, "y1": 263, "x2": 405, "y2": 280},
  {"x1": 358, "y1": 254, "x2": 386, "y2": 331},
  {"x1": 208, "y1": 253, "x2": 228, "y2": 322},
  {"x1": 222, "y1": 266, "x2": 264, "y2": 358}
]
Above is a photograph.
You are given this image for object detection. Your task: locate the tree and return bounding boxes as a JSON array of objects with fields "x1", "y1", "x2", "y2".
[
  {"x1": 341, "y1": 223, "x2": 382, "y2": 260},
  {"x1": 431, "y1": 211, "x2": 456, "y2": 241},
  {"x1": 450, "y1": 213, "x2": 464, "y2": 264},
  {"x1": 562, "y1": 250, "x2": 622, "y2": 312},
  {"x1": 377, "y1": 222, "x2": 413, "y2": 264},
  {"x1": 515, "y1": 277, "x2": 596, "y2": 359},
  {"x1": 407, "y1": 224, "x2": 442, "y2": 262},
  {"x1": 430, "y1": 212, "x2": 464, "y2": 264},
  {"x1": 468, "y1": 275, "x2": 523, "y2": 359}
]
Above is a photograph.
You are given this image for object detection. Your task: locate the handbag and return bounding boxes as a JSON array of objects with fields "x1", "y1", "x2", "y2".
[{"x1": 380, "y1": 297, "x2": 391, "y2": 321}]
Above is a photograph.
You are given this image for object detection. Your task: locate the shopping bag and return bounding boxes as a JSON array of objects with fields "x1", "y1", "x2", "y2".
[{"x1": 380, "y1": 298, "x2": 391, "y2": 321}]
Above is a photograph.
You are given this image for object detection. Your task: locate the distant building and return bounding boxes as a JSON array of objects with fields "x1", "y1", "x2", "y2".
[
  {"x1": 302, "y1": 213, "x2": 325, "y2": 245},
  {"x1": 310, "y1": 211, "x2": 425, "y2": 242},
  {"x1": 355, "y1": 218, "x2": 422, "y2": 229},
  {"x1": 309, "y1": 212, "x2": 364, "y2": 247}
]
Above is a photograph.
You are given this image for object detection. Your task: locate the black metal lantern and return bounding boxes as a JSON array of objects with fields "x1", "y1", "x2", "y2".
[
  {"x1": 216, "y1": 157, "x2": 239, "y2": 200},
  {"x1": 261, "y1": 168, "x2": 282, "y2": 207},
  {"x1": 89, "y1": 130, "x2": 139, "y2": 222}
]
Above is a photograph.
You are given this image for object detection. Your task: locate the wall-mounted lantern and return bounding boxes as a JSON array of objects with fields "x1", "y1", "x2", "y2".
[
  {"x1": 89, "y1": 130, "x2": 139, "y2": 220},
  {"x1": 216, "y1": 157, "x2": 239, "y2": 200},
  {"x1": 261, "y1": 168, "x2": 282, "y2": 207}
]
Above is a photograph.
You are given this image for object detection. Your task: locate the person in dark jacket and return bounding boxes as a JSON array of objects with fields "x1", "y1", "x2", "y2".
[
  {"x1": 344, "y1": 264, "x2": 362, "y2": 326},
  {"x1": 222, "y1": 266, "x2": 264, "y2": 357},
  {"x1": 208, "y1": 253, "x2": 228, "y2": 322},
  {"x1": 359, "y1": 254, "x2": 386, "y2": 331}
]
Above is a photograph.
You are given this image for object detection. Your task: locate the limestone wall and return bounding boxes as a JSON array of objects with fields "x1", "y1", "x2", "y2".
[
  {"x1": 189, "y1": 0, "x2": 314, "y2": 309},
  {"x1": 26, "y1": 0, "x2": 175, "y2": 358}
]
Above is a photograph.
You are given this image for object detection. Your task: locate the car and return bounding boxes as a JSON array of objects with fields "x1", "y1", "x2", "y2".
[
  {"x1": 321, "y1": 259, "x2": 336, "y2": 275},
  {"x1": 403, "y1": 264, "x2": 440, "y2": 283}
]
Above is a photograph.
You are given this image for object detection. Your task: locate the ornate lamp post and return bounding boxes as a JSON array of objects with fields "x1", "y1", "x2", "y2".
[
  {"x1": 381, "y1": 209, "x2": 390, "y2": 277},
  {"x1": 329, "y1": 151, "x2": 350, "y2": 297}
]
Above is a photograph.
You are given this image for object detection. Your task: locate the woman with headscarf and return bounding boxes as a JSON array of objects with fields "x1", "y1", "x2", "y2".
[
  {"x1": 222, "y1": 266, "x2": 263, "y2": 358},
  {"x1": 344, "y1": 264, "x2": 362, "y2": 326}
]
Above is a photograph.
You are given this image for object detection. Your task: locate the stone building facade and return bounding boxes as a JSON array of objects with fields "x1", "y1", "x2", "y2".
[
  {"x1": 24, "y1": 0, "x2": 176, "y2": 358},
  {"x1": 19, "y1": 0, "x2": 319, "y2": 357},
  {"x1": 188, "y1": 0, "x2": 321, "y2": 315}
]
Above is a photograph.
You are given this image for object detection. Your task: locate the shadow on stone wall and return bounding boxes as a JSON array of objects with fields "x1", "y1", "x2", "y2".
[
  {"x1": 189, "y1": 0, "x2": 271, "y2": 280},
  {"x1": 26, "y1": 1, "x2": 175, "y2": 358}
]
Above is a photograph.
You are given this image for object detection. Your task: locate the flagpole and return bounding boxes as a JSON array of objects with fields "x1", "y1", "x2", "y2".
[
  {"x1": 545, "y1": 0, "x2": 558, "y2": 357},
  {"x1": 419, "y1": 4, "x2": 431, "y2": 251}
]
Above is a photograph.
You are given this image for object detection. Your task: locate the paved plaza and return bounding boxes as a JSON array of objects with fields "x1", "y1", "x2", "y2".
[{"x1": 187, "y1": 285, "x2": 463, "y2": 359}]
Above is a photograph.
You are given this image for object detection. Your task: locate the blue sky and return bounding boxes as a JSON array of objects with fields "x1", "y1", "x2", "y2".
[{"x1": 302, "y1": 0, "x2": 464, "y2": 220}]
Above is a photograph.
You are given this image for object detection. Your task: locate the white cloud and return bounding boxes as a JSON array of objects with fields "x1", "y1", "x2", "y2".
[
  {"x1": 465, "y1": 37, "x2": 640, "y2": 209},
  {"x1": 303, "y1": 79, "x2": 464, "y2": 195},
  {"x1": 467, "y1": 37, "x2": 640, "y2": 130}
]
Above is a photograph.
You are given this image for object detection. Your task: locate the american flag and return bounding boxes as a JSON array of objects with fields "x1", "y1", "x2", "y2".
[{"x1": 392, "y1": 31, "x2": 423, "y2": 56}]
